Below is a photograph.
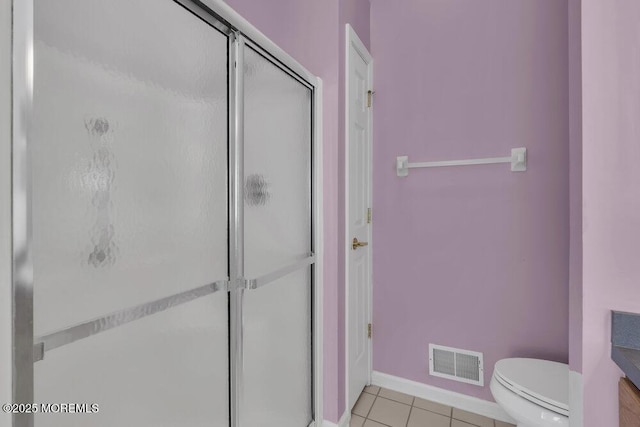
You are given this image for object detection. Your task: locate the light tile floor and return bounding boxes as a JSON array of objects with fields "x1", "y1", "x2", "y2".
[{"x1": 350, "y1": 386, "x2": 516, "y2": 427}]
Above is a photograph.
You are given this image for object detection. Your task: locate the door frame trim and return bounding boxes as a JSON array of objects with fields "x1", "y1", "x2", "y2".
[
  {"x1": 8, "y1": 1, "x2": 324, "y2": 426},
  {"x1": 344, "y1": 23, "x2": 373, "y2": 414},
  {"x1": 313, "y1": 78, "x2": 325, "y2": 427},
  {"x1": 0, "y1": 0, "x2": 12, "y2": 423},
  {"x1": 10, "y1": 0, "x2": 35, "y2": 425}
]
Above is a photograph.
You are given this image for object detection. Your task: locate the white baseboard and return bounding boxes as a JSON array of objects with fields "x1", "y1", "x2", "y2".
[
  {"x1": 322, "y1": 410, "x2": 350, "y2": 427},
  {"x1": 568, "y1": 370, "x2": 583, "y2": 427},
  {"x1": 371, "y1": 371, "x2": 516, "y2": 424}
]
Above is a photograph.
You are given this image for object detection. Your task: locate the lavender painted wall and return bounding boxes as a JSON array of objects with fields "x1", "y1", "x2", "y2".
[
  {"x1": 582, "y1": 0, "x2": 640, "y2": 424},
  {"x1": 340, "y1": 0, "x2": 371, "y2": 49},
  {"x1": 338, "y1": 0, "x2": 371, "y2": 418},
  {"x1": 218, "y1": 0, "x2": 342, "y2": 421},
  {"x1": 568, "y1": 0, "x2": 583, "y2": 374},
  {"x1": 370, "y1": 0, "x2": 569, "y2": 401}
]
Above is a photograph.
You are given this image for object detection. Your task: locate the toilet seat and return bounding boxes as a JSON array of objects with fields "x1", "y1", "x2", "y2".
[{"x1": 493, "y1": 358, "x2": 569, "y2": 417}]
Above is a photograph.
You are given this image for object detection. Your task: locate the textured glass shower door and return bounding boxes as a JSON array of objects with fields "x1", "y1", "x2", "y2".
[
  {"x1": 25, "y1": 2, "x2": 315, "y2": 427},
  {"x1": 240, "y1": 45, "x2": 313, "y2": 427},
  {"x1": 31, "y1": 0, "x2": 230, "y2": 426}
]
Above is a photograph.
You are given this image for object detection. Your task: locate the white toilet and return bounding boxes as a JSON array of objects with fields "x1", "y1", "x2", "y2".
[{"x1": 490, "y1": 358, "x2": 569, "y2": 427}]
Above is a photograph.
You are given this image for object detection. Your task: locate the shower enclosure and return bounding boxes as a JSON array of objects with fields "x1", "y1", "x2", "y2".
[{"x1": 9, "y1": 0, "x2": 321, "y2": 426}]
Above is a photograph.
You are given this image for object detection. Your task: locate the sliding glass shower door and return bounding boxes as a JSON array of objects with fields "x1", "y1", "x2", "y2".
[
  {"x1": 241, "y1": 46, "x2": 313, "y2": 427},
  {"x1": 31, "y1": 0, "x2": 230, "y2": 425},
  {"x1": 23, "y1": 1, "x2": 317, "y2": 427}
]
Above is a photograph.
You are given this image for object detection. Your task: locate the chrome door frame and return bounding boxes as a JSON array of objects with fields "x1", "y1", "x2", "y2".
[{"x1": 11, "y1": 1, "x2": 34, "y2": 426}]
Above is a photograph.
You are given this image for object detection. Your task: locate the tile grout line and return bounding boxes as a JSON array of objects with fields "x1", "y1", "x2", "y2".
[
  {"x1": 363, "y1": 394, "x2": 394, "y2": 427},
  {"x1": 405, "y1": 396, "x2": 414, "y2": 427},
  {"x1": 355, "y1": 386, "x2": 380, "y2": 423},
  {"x1": 405, "y1": 405, "x2": 412, "y2": 427},
  {"x1": 364, "y1": 399, "x2": 392, "y2": 427},
  {"x1": 357, "y1": 388, "x2": 505, "y2": 427},
  {"x1": 376, "y1": 395, "x2": 413, "y2": 407},
  {"x1": 364, "y1": 395, "x2": 376, "y2": 419}
]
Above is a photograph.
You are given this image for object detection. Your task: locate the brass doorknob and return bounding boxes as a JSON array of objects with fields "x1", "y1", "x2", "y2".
[{"x1": 352, "y1": 237, "x2": 369, "y2": 250}]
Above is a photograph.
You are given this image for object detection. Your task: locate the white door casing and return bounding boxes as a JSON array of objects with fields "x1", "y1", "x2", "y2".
[{"x1": 346, "y1": 24, "x2": 373, "y2": 412}]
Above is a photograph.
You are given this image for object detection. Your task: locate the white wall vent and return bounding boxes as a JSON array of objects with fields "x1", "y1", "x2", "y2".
[{"x1": 429, "y1": 344, "x2": 484, "y2": 386}]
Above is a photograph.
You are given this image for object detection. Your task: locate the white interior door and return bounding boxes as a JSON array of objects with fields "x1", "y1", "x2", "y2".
[{"x1": 347, "y1": 25, "x2": 373, "y2": 411}]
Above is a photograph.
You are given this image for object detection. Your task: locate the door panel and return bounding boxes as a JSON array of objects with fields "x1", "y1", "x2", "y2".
[
  {"x1": 28, "y1": 2, "x2": 315, "y2": 427},
  {"x1": 32, "y1": 0, "x2": 229, "y2": 335},
  {"x1": 32, "y1": 1, "x2": 229, "y2": 425},
  {"x1": 243, "y1": 46, "x2": 312, "y2": 279},
  {"x1": 241, "y1": 45, "x2": 313, "y2": 427},
  {"x1": 243, "y1": 268, "x2": 312, "y2": 427},
  {"x1": 347, "y1": 38, "x2": 372, "y2": 410},
  {"x1": 34, "y1": 294, "x2": 229, "y2": 427}
]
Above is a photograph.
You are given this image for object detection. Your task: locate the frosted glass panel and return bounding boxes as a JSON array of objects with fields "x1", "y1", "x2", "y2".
[
  {"x1": 35, "y1": 293, "x2": 229, "y2": 427},
  {"x1": 32, "y1": 0, "x2": 228, "y2": 334},
  {"x1": 243, "y1": 268, "x2": 312, "y2": 427},
  {"x1": 243, "y1": 47, "x2": 312, "y2": 278}
]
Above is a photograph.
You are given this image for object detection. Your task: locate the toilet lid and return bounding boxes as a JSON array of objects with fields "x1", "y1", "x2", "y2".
[{"x1": 494, "y1": 358, "x2": 569, "y2": 416}]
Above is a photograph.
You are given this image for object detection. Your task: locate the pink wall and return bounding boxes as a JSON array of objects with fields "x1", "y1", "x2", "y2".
[
  {"x1": 370, "y1": 0, "x2": 569, "y2": 401},
  {"x1": 581, "y1": 0, "x2": 640, "y2": 425},
  {"x1": 568, "y1": 0, "x2": 583, "y2": 373}
]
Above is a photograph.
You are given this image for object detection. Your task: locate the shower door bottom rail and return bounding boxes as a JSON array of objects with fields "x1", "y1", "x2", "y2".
[{"x1": 32, "y1": 278, "x2": 229, "y2": 362}]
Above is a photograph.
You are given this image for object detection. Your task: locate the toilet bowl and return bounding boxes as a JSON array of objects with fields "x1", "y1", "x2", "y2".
[{"x1": 489, "y1": 358, "x2": 569, "y2": 427}]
